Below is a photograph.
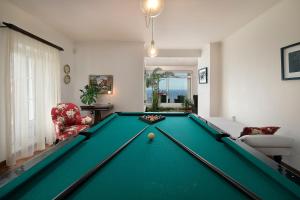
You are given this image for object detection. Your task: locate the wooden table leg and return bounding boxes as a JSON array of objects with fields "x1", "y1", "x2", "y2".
[{"x1": 94, "y1": 110, "x2": 102, "y2": 123}]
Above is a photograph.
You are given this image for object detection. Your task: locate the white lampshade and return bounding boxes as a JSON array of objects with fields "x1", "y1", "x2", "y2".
[
  {"x1": 147, "y1": 40, "x2": 159, "y2": 58},
  {"x1": 140, "y1": 0, "x2": 165, "y2": 18}
]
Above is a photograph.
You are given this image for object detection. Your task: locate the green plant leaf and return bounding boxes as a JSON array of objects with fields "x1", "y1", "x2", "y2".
[{"x1": 79, "y1": 84, "x2": 100, "y2": 105}]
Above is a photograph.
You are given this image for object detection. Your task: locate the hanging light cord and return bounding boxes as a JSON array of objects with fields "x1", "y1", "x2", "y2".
[
  {"x1": 151, "y1": 18, "x2": 154, "y2": 41},
  {"x1": 145, "y1": 8, "x2": 152, "y2": 28}
]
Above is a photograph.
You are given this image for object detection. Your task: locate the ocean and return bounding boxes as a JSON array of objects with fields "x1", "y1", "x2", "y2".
[{"x1": 146, "y1": 88, "x2": 188, "y2": 103}]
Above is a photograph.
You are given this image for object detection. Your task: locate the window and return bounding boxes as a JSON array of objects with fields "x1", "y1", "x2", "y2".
[
  {"x1": 0, "y1": 29, "x2": 61, "y2": 166},
  {"x1": 145, "y1": 71, "x2": 192, "y2": 105}
]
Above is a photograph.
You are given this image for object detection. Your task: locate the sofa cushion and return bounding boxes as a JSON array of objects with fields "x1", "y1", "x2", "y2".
[
  {"x1": 239, "y1": 135, "x2": 294, "y2": 148},
  {"x1": 255, "y1": 147, "x2": 291, "y2": 156},
  {"x1": 207, "y1": 117, "x2": 246, "y2": 138},
  {"x1": 240, "y1": 127, "x2": 280, "y2": 137}
]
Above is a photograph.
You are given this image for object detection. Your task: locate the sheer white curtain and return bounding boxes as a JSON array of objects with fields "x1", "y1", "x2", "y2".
[{"x1": 0, "y1": 29, "x2": 61, "y2": 166}]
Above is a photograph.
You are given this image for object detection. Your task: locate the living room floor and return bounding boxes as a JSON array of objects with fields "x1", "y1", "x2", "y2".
[{"x1": 0, "y1": 145, "x2": 53, "y2": 178}]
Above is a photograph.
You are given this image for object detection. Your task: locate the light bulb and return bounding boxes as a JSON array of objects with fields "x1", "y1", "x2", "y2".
[
  {"x1": 147, "y1": 40, "x2": 158, "y2": 58},
  {"x1": 140, "y1": 0, "x2": 164, "y2": 18},
  {"x1": 147, "y1": 0, "x2": 159, "y2": 9}
]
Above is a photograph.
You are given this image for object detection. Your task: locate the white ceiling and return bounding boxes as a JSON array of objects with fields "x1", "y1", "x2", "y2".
[
  {"x1": 145, "y1": 57, "x2": 198, "y2": 66},
  {"x1": 10, "y1": 0, "x2": 279, "y2": 48}
]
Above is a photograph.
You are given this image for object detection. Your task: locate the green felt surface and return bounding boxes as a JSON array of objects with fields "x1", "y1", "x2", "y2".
[
  {"x1": 156, "y1": 115, "x2": 300, "y2": 199},
  {"x1": 67, "y1": 125, "x2": 248, "y2": 200},
  {"x1": 189, "y1": 114, "x2": 300, "y2": 197},
  {"x1": 0, "y1": 114, "x2": 146, "y2": 199},
  {"x1": 0, "y1": 135, "x2": 86, "y2": 200},
  {"x1": 0, "y1": 113, "x2": 299, "y2": 200}
]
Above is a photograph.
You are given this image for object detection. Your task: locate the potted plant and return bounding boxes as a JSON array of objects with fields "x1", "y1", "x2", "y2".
[
  {"x1": 182, "y1": 98, "x2": 193, "y2": 112},
  {"x1": 79, "y1": 84, "x2": 100, "y2": 106},
  {"x1": 145, "y1": 68, "x2": 174, "y2": 112}
]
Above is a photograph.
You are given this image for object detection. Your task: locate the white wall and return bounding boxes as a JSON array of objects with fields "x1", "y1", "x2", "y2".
[
  {"x1": 73, "y1": 41, "x2": 145, "y2": 113},
  {"x1": 198, "y1": 42, "x2": 222, "y2": 118},
  {"x1": 210, "y1": 42, "x2": 222, "y2": 117},
  {"x1": 198, "y1": 45, "x2": 211, "y2": 117},
  {"x1": 0, "y1": 0, "x2": 75, "y2": 162},
  {"x1": 0, "y1": 0, "x2": 75, "y2": 103},
  {"x1": 221, "y1": 0, "x2": 300, "y2": 169}
]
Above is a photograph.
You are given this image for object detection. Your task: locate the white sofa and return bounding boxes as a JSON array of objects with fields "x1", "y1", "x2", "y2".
[{"x1": 207, "y1": 117, "x2": 294, "y2": 163}]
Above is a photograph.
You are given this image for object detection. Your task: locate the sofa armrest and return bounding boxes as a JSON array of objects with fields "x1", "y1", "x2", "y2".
[{"x1": 238, "y1": 135, "x2": 294, "y2": 148}]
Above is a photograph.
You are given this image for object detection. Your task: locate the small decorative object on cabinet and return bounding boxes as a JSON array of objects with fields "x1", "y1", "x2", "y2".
[
  {"x1": 80, "y1": 104, "x2": 113, "y2": 124},
  {"x1": 281, "y1": 42, "x2": 300, "y2": 80}
]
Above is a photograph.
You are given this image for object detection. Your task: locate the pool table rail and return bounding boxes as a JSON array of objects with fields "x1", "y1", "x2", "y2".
[
  {"x1": 1, "y1": 112, "x2": 300, "y2": 200},
  {"x1": 155, "y1": 126, "x2": 260, "y2": 200},
  {"x1": 188, "y1": 113, "x2": 300, "y2": 198},
  {"x1": 0, "y1": 135, "x2": 86, "y2": 199},
  {"x1": 0, "y1": 113, "x2": 120, "y2": 199},
  {"x1": 116, "y1": 112, "x2": 190, "y2": 116},
  {"x1": 54, "y1": 125, "x2": 150, "y2": 200}
]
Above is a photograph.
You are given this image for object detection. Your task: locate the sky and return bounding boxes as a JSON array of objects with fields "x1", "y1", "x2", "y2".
[{"x1": 159, "y1": 77, "x2": 187, "y2": 90}]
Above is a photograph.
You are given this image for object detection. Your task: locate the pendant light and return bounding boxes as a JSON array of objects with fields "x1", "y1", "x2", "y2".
[
  {"x1": 140, "y1": 0, "x2": 165, "y2": 27},
  {"x1": 147, "y1": 18, "x2": 158, "y2": 57}
]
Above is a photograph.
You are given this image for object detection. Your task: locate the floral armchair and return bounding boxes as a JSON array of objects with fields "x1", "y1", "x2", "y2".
[{"x1": 51, "y1": 103, "x2": 93, "y2": 141}]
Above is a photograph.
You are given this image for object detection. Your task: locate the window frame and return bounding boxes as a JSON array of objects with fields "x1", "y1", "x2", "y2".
[{"x1": 144, "y1": 69, "x2": 193, "y2": 107}]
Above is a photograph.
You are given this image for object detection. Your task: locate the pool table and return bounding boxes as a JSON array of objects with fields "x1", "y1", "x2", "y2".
[{"x1": 0, "y1": 112, "x2": 300, "y2": 200}]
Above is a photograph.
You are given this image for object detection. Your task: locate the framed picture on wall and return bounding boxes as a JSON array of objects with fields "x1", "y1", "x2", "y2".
[
  {"x1": 281, "y1": 42, "x2": 300, "y2": 80},
  {"x1": 198, "y1": 67, "x2": 208, "y2": 84},
  {"x1": 89, "y1": 75, "x2": 113, "y2": 94}
]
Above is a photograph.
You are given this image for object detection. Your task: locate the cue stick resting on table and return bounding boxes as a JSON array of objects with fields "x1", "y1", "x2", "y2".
[
  {"x1": 54, "y1": 125, "x2": 150, "y2": 200},
  {"x1": 155, "y1": 126, "x2": 261, "y2": 200}
]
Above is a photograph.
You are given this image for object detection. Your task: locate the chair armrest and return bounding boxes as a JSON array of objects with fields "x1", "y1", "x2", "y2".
[
  {"x1": 79, "y1": 115, "x2": 93, "y2": 125},
  {"x1": 53, "y1": 120, "x2": 64, "y2": 133},
  {"x1": 238, "y1": 135, "x2": 294, "y2": 148}
]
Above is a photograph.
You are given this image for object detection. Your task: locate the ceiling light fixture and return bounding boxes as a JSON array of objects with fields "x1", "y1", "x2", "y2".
[
  {"x1": 148, "y1": 40, "x2": 158, "y2": 58},
  {"x1": 147, "y1": 18, "x2": 158, "y2": 58},
  {"x1": 140, "y1": 0, "x2": 164, "y2": 27}
]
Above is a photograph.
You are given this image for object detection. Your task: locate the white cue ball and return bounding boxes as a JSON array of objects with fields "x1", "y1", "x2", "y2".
[{"x1": 148, "y1": 133, "x2": 155, "y2": 140}]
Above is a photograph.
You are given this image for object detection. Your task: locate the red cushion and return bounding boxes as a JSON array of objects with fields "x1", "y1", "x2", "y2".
[{"x1": 240, "y1": 127, "x2": 280, "y2": 137}]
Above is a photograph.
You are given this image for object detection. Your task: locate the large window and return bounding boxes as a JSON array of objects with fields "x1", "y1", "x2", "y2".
[
  {"x1": 145, "y1": 71, "x2": 192, "y2": 105},
  {"x1": 0, "y1": 29, "x2": 61, "y2": 166}
]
